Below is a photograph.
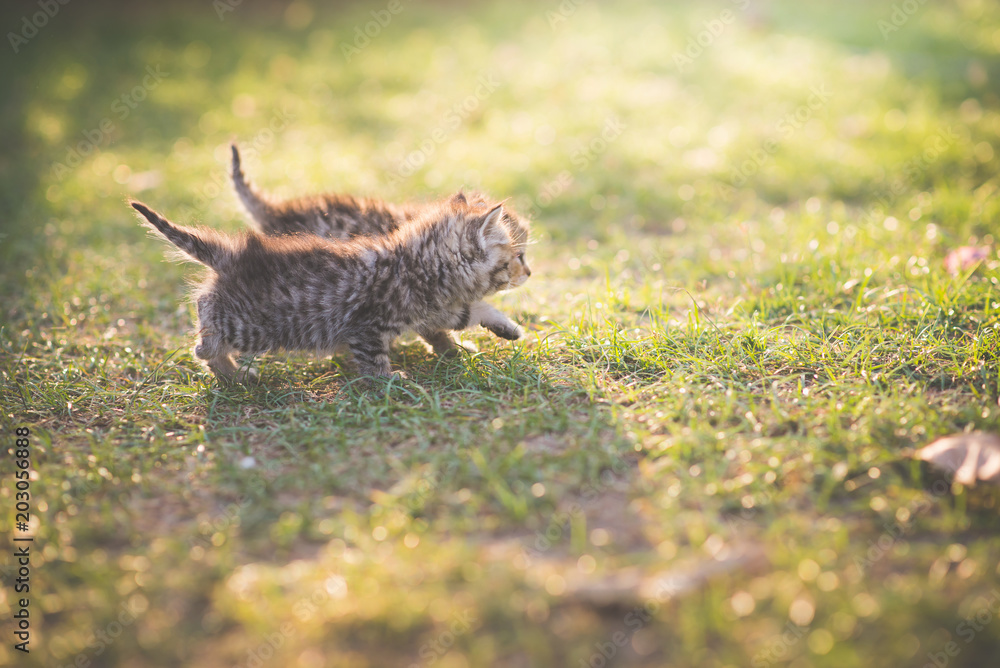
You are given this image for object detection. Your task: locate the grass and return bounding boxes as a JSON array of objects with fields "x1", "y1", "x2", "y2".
[{"x1": 2, "y1": 0, "x2": 1000, "y2": 666}]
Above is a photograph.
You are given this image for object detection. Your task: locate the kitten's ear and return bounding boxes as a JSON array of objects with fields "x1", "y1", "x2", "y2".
[
  {"x1": 477, "y1": 204, "x2": 505, "y2": 246},
  {"x1": 451, "y1": 191, "x2": 468, "y2": 205}
]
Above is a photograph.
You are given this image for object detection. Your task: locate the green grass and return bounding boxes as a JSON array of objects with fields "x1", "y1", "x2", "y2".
[{"x1": 2, "y1": 0, "x2": 1000, "y2": 666}]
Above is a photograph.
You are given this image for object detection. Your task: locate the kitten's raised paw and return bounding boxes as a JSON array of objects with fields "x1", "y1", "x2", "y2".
[{"x1": 486, "y1": 323, "x2": 523, "y2": 341}]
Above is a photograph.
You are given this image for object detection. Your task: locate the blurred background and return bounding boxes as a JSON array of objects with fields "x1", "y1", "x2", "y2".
[
  {"x1": 4, "y1": 0, "x2": 998, "y2": 251},
  {"x1": 2, "y1": 0, "x2": 1000, "y2": 666}
]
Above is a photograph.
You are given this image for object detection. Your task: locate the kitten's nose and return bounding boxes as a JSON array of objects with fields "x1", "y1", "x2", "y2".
[{"x1": 525, "y1": 267, "x2": 531, "y2": 277}]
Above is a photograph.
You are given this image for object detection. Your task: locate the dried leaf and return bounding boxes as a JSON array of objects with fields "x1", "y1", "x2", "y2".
[
  {"x1": 944, "y1": 246, "x2": 991, "y2": 276},
  {"x1": 915, "y1": 432, "x2": 1000, "y2": 486}
]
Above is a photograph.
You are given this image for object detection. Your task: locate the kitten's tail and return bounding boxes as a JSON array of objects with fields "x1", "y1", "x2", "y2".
[
  {"x1": 231, "y1": 143, "x2": 274, "y2": 229},
  {"x1": 130, "y1": 201, "x2": 233, "y2": 270}
]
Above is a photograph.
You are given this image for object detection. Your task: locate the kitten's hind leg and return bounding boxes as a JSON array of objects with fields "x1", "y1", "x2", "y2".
[
  {"x1": 418, "y1": 328, "x2": 477, "y2": 358},
  {"x1": 469, "y1": 301, "x2": 523, "y2": 341}
]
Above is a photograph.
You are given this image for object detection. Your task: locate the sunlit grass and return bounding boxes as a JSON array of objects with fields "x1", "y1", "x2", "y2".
[{"x1": 2, "y1": 0, "x2": 1000, "y2": 666}]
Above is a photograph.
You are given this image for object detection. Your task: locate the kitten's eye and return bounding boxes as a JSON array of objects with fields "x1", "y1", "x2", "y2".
[{"x1": 517, "y1": 252, "x2": 524, "y2": 262}]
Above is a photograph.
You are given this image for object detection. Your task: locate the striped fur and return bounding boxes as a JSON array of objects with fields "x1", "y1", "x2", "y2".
[
  {"x1": 132, "y1": 199, "x2": 525, "y2": 384},
  {"x1": 232, "y1": 144, "x2": 413, "y2": 240},
  {"x1": 230, "y1": 144, "x2": 531, "y2": 355}
]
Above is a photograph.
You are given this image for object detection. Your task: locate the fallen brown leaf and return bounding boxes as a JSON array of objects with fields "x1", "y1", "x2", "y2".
[
  {"x1": 914, "y1": 432, "x2": 1000, "y2": 486},
  {"x1": 944, "y1": 246, "x2": 991, "y2": 276}
]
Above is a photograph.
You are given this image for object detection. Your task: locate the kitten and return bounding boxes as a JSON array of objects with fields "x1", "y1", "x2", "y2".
[
  {"x1": 130, "y1": 199, "x2": 529, "y2": 385},
  {"x1": 230, "y1": 144, "x2": 531, "y2": 355}
]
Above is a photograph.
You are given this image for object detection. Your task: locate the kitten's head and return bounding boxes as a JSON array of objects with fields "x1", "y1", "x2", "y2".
[
  {"x1": 452, "y1": 191, "x2": 531, "y2": 290},
  {"x1": 460, "y1": 203, "x2": 531, "y2": 295}
]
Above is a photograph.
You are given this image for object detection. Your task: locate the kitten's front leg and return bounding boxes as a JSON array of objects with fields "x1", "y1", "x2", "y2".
[
  {"x1": 206, "y1": 354, "x2": 259, "y2": 385},
  {"x1": 195, "y1": 331, "x2": 258, "y2": 384},
  {"x1": 348, "y1": 331, "x2": 401, "y2": 383},
  {"x1": 469, "y1": 301, "x2": 523, "y2": 341}
]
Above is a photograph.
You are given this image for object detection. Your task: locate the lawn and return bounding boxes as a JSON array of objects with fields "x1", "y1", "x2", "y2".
[{"x1": 2, "y1": 0, "x2": 1000, "y2": 666}]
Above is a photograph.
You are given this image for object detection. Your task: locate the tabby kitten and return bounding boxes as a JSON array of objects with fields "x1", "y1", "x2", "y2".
[
  {"x1": 230, "y1": 144, "x2": 531, "y2": 354},
  {"x1": 130, "y1": 199, "x2": 529, "y2": 384}
]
